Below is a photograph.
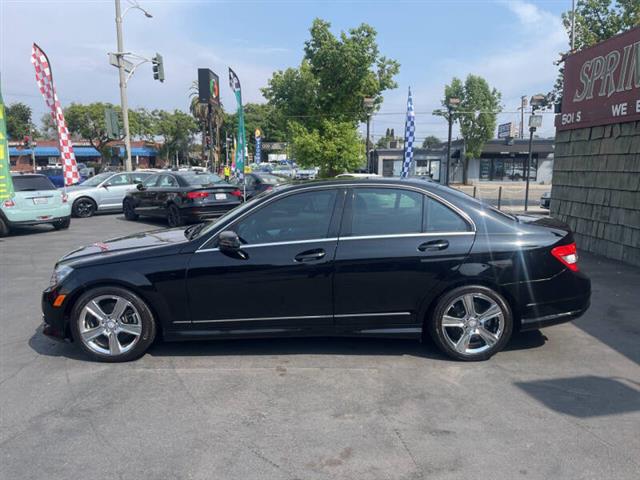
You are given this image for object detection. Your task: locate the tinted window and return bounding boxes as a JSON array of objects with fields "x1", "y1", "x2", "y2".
[
  {"x1": 131, "y1": 172, "x2": 151, "y2": 184},
  {"x1": 12, "y1": 175, "x2": 56, "y2": 191},
  {"x1": 423, "y1": 196, "x2": 470, "y2": 232},
  {"x1": 234, "y1": 189, "x2": 337, "y2": 244},
  {"x1": 143, "y1": 175, "x2": 160, "y2": 187},
  {"x1": 157, "y1": 175, "x2": 178, "y2": 187},
  {"x1": 180, "y1": 173, "x2": 223, "y2": 186},
  {"x1": 348, "y1": 188, "x2": 422, "y2": 236},
  {"x1": 79, "y1": 172, "x2": 111, "y2": 187}
]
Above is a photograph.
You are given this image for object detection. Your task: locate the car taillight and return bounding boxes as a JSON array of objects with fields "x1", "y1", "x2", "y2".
[
  {"x1": 3, "y1": 199, "x2": 15, "y2": 208},
  {"x1": 551, "y1": 242, "x2": 579, "y2": 272},
  {"x1": 187, "y1": 191, "x2": 209, "y2": 199},
  {"x1": 230, "y1": 190, "x2": 243, "y2": 197},
  {"x1": 265, "y1": 186, "x2": 273, "y2": 192},
  {"x1": 61, "y1": 193, "x2": 68, "y2": 203}
]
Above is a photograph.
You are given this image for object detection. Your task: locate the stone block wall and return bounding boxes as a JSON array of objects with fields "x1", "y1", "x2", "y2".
[{"x1": 551, "y1": 121, "x2": 640, "y2": 266}]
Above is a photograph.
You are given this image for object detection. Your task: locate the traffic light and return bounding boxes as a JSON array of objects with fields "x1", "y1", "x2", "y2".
[
  {"x1": 104, "y1": 108, "x2": 121, "y2": 139},
  {"x1": 152, "y1": 53, "x2": 165, "y2": 82}
]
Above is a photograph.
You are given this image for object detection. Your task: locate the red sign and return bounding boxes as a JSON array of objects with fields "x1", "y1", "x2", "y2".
[{"x1": 556, "y1": 27, "x2": 640, "y2": 131}]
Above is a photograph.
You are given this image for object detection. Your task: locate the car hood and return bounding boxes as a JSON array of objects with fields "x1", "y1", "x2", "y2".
[{"x1": 60, "y1": 227, "x2": 189, "y2": 264}]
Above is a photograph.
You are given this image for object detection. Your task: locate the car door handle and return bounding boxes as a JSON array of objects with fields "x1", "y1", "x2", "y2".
[
  {"x1": 418, "y1": 239, "x2": 449, "y2": 252},
  {"x1": 294, "y1": 248, "x2": 326, "y2": 262}
]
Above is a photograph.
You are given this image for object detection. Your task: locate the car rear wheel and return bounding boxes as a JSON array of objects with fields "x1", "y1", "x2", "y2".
[
  {"x1": 167, "y1": 204, "x2": 184, "y2": 227},
  {"x1": 53, "y1": 217, "x2": 70, "y2": 230},
  {"x1": 0, "y1": 217, "x2": 9, "y2": 237},
  {"x1": 70, "y1": 286, "x2": 156, "y2": 362},
  {"x1": 428, "y1": 285, "x2": 512, "y2": 361},
  {"x1": 72, "y1": 197, "x2": 97, "y2": 218},
  {"x1": 123, "y1": 199, "x2": 138, "y2": 220}
]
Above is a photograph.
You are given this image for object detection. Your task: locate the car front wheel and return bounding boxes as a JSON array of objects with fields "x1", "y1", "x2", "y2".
[
  {"x1": 428, "y1": 285, "x2": 513, "y2": 361},
  {"x1": 70, "y1": 286, "x2": 156, "y2": 362},
  {"x1": 72, "y1": 197, "x2": 97, "y2": 218}
]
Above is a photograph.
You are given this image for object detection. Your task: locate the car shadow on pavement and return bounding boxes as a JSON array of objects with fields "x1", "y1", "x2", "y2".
[
  {"x1": 514, "y1": 375, "x2": 640, "y2": 418},
  {"x1": 113, "y1": 215, "x2": 169, "y2": 228},
  {"x1": 28, "y1": 328, "x2": 546, "y2": 362}
]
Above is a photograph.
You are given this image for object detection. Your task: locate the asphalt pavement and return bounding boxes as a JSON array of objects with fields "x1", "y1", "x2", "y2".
[{"x1": 1, "y1": 214, "x2": 639, "y2": 480}]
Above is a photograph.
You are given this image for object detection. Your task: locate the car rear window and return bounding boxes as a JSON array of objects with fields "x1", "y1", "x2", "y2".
[
  {"x1": 12, "y1": 176, "x2": 56, "y2": 191},
  {"x1": 181, "y1": 173, "x2": 224, "y2": 186}
]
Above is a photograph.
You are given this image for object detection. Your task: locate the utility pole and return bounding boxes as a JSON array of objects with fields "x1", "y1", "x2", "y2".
[
  {"x1": 571, "y1": 0, "x2": 576, "y2": 51},
  {"x1": 114, "y1": 0, "x2": 132, "y2": 172},
  {"x1": 363, "y1": 97, "x2": 374, "y2": 173},
  {"x1": 525, "y1": 94, "x2": 545, "y2": 211},
  {"x1": 444, "y1": 97, "x2": 460, "y2": 186},
  {"x1": 519, "y1": 95, "x2": 527, "y2": 139}
]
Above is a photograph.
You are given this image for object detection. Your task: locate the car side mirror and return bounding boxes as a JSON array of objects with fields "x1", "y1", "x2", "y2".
[
  {"x1": 218, "y1": 230, "x2": 241, "y2": 251},
  {"x1": 136, "y1": 183, "x2": 146, "y2": 191}
]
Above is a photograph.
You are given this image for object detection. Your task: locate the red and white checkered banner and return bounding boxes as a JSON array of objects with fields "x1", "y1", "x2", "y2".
[{"x1": 31, "y1": 43, "x2": 79, "y2": 186}]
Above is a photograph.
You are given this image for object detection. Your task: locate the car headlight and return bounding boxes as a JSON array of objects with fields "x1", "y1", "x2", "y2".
[{"x1": 50, "y1": 264, "x2": 73, "y2": 287}]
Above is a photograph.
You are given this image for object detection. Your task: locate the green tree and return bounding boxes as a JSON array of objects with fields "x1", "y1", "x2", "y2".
[
  {"x1": 262, "y1": 18, "x2": 400, "y2": 175},
  {"x1": 376, "y1": 128, "x2": 400, "y2": 148},
  {"x1": 421, "y1": 135, "x2": 441, "y2": 149},
  {"x1": 551, "y1": 0, "x2": 640, "y2": 102},
  {"x1": 442, "y1": 75, "x2": 501, "y2": 184},
  {"x1": 290, "y1": 119, "x2": 363, "y2": 177},
  {"x1": 153, "y1": 109, "x2": 198, "y2": 164},
  {"x1": 6, "y1": 102, "x2": 35, "y2": 140}
]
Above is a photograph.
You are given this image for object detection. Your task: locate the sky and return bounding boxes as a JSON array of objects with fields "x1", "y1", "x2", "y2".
[{"x1": 0, "y1": 0, "x2": 571, "y2": 142}]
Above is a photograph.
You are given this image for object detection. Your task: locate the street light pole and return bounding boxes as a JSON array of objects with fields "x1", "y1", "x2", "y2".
[
  {"x1": 524, "y1": 94, "x2": 545, "y2": 212},
  {"x1": 525, "y1": 125, "x2": 534, "y2": 212},
  {"x1": 363, "y1": 97, "x2": 374, "y2": 173},
  {"x1": 445, "y1": 111, "x2": 453, "y2": 186},
  {"x1": 114, "y1": 0, "x2": 133, "y2": 172}
]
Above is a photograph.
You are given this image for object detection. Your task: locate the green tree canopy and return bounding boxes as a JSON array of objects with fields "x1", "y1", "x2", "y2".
[
  {"x1": 289, "y1": 119, "x2": 363, "y2": 177},
  {"x1": 153, "y1": 109, "x2": 198, "y2": 163},
  {"x1": 421, "y1": 135, "x2": 441, "y2": 149},
  {"x1": 6, "y1": 102, "x2": 35, "y2": 140},
  {"x1": 442, "y1": 75, "x2": 501, "y2": 183},
  {"x1": 551, "y1": 0, "x2": 640, "y2": 102},
  {"x1": 262, "y1": 18, "x2": 400, "y2": 175}
]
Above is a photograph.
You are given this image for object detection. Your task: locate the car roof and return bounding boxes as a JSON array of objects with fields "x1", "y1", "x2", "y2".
[{"x1": 11, "y1": 173, "x2": 47, "y2": 178}]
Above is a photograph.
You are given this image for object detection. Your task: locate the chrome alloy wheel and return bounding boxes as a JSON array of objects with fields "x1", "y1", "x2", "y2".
[
  {"x1": 78, "y1": 295, "x2": 143, "y2": 356},
  {"x1": 440, "y1": 292, "x2": 505, "y2": 356}
]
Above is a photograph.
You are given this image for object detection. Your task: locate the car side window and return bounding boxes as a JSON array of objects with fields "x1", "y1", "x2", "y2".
[
  {"x1": 106, "y1": 174, "x2": 130, "y2": 186},
  {"x1": 131, "y1": 173, "x2": 150, "y2": 184},
  {"x1": 158, "y1": 175, "x2": 178, "y2": 188},
  {"x1": 143, "y1": 175, "x2": 160, "y2": 187},
  {"x1": 423, "y1": 196, "x2": 470, "y2": 232},
  {"x1": 234, "y1": 189, "x2": 337, "y2": 245},
  {"x1": 347, "y1": 188, "x2": 422, "y2": 236}
]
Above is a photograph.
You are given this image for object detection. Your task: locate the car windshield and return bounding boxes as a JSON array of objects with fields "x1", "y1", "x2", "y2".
[
  {"x1": 79, "y1": 172, "x2": 112, "y2": 187},
  {"x1": 180, "y1": 173, "x2": 224, "y2": 186},
  {"x1": 12, "y1": 175, "x2": 56, "y2": 191}
]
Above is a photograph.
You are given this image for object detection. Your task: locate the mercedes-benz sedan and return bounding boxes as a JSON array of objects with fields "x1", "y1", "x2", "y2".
[{"x1": 42, "y1": 179, "x2": 591, "y2": 362}]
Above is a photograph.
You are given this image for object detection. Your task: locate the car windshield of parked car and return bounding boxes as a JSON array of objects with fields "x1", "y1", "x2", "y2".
[
  {"x1": 12, "y1": 175, "x2": 56, "y2": 191},
  {"x1": 181, "y1": 173, "x2": 224, "y2": 186},
  {"x1": 79, "y1": 172, "x2": 112, "y2": 187}
]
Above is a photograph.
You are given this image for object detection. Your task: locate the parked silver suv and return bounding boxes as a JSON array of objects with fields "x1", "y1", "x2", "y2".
[{"x1": 64, "y1": 171, "x2": 152, "y2": 218}]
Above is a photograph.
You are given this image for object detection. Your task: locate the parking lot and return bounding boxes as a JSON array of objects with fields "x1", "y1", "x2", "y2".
[{"x1": 1, "y1": 214, "x2": 639, "y2": 480}]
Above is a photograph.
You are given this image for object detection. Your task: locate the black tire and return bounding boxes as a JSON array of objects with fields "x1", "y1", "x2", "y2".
[
  {"x1": 427, "y1": 285, "x2": 513, "y2": 361},
  {"x1": 123, "y1": 199, "x2": 138, "y2": 220},
  {"x1": 167, "y1": 204, "x2": 184, "y2": 227},
  {"x1": 53, "y1": 217, "x2": 71, "y2": 230},
  {"x1": 0, "y1": 217, "x2": 9, "y2": 237},
  {"x1": 70, "y1": 286, "x2": 157, "y2": 363},
  {"x1": 72, "y1": 197, "x2": 97, "y2": 218}
]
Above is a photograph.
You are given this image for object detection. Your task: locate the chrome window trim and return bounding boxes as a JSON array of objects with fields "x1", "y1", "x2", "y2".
[
  {"x1": 339, "y1": 232, "x2": 475, "y2": 241},
  {"x1": 197, "y1": 182, "x2": 476, "y2": 252},
  {"x1": 197, "y1": 237, "x2": 338, "y2": 253}
]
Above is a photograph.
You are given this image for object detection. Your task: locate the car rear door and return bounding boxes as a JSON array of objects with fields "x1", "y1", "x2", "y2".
[
  {"x1": 185, "y1": 187, "x2": 345, "y2": 331},
  {"x1": 99, "y1": 173, "x2": 135, "y2": 209},
  {"x1": 333, "y1": 186, "x2": 475, "y2": 331}
]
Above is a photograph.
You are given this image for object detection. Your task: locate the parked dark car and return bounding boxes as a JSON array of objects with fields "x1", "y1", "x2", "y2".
[
  {"x1": 122, "y1": 171, "x2": 243, "y2": 227},
  {"x1": 233, "y1": 172, "x2": 287, "y2": 200},
  {"x1": 42, "y1": 178, "x2": 591, "y2": 362},
  {"x1": 40, "y1": 167, "x2": 87, "y2": 188}
]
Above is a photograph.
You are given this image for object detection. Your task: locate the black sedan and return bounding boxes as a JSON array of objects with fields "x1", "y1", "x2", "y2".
[
  {"x1": 123, "y1": 171, "x2": 243, "y2": 227},
  {"x1": 42, "y1": 179, "x2": 591, "y2": 362},
  {"x1": 233, "y1": 172, "x2": 287, "y2": 200}
]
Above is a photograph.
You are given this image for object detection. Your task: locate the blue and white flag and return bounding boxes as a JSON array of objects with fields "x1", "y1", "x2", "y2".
[{"x1": 400, "y1": 87, "x2": 415, "y2": 178}]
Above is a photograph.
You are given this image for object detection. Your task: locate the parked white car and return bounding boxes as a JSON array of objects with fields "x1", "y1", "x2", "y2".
[
  {"x1": 64, "y1": 171, "x2": 153, "y2": 218},
  {"x1": 295, "y1": 167, "x2": 319, "y2": 180}
]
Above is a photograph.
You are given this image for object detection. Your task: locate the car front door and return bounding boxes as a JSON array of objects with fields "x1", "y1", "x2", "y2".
[
  {"x1": 333, "y1": 186, "x2": 475, "y2": 332},
  {"x1": 150, "y1": 174, "x2": 179, "y2": 217},
  {"x1": 185, "y1": 187, "x2": 344, "y2": 331}
]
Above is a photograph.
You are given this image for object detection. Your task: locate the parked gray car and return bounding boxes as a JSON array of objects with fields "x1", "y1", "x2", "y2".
[{"x1": 64, "y1": 171, "x2": 153, "y2": 218}]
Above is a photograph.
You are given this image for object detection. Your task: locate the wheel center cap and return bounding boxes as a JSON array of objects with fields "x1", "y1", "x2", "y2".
[
  {"x1": 107, "y1": 320, "x2": 116, "y2": 330},
  {"x1": 468, "y1": 319, "x2": 478, "y2": 328}
]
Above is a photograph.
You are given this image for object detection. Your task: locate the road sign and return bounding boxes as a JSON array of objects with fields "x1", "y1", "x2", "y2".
[
  {"x1": 497, "y1": 122, "x2": 516, "y2": 139},
  {"x1": 108, "y1": 53, "x2": 134, "y2": 73}
]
